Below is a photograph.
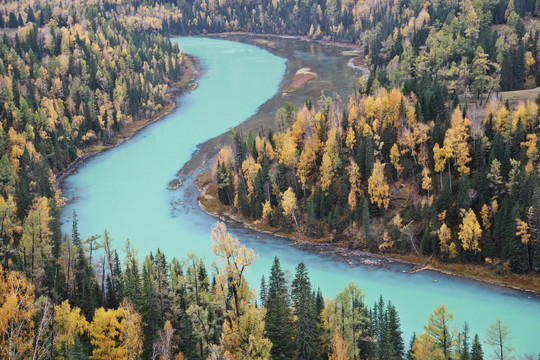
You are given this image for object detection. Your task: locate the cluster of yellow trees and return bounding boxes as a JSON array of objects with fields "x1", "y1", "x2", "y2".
[
  {"x1": 214, "y1": 85, "x2": 540, "y2": 271},
  {"x1": 0, "y1": 265, "x2": 145, "y2": 360}
]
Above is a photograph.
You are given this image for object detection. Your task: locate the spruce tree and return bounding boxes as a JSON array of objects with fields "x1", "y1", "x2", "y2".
[
  {"x1": 407, "y1": 333, "x2": 416, "y2": 360},
  {"x1": 179, "y1": 312, "x2": 200, "y2": 360},
  {"x1": 292, "y1": 262, "x2": 319, "y2": 360},
  {"x1": 265, "y1": 257, "x2": 295, "y2": 360},
  {"x1": 461, "y1": 322, "x2": 471, "y2": 360},
  {"x1": 141, "y1": 255, "x2": 163, "y2": 358},
  {"x1": 387, "y1": 302, "x2": 404, "y2": 358},
  {"x1": 259, "y1": 275, "x2": 267, "y2": 306},
  {"x1": 471, "y1": 334, "x2": 484, "y2": 360}
]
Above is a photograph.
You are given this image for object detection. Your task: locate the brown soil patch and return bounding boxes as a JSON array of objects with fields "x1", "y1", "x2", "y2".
[
  {"x1": 285, "y1": 73, "x2": 316, "y2": 93},
  {"x1": 352, "y1": 57, "x2": 364, "y2": 67}
]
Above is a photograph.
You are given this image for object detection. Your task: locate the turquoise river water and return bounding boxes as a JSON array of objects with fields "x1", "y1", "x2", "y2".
[{"x1": 60, "y1": 37, "x2": 540, "y2": 354}]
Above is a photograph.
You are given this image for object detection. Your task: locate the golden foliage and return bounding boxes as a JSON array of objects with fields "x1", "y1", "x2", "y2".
[
  {"x1": 515, "y1": 218, "x2": 530, "y2": 245},
  {"x1": 458, "y1": 209, "x2": 482, "y2": 252},
  {"x1": 328, "y1": 328, "x2": 349, "y2": 360},
  {"x1": 54, "y1": 301, "x2": 88, "y2": 358},
  {"x1": 0, "y1": 266, "x2": 36, "y2": 360},
  {"x1": 368, "y1": 161, "x2": 390, "y2": 209}
]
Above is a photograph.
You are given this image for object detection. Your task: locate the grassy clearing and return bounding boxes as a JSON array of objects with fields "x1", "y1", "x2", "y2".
[
  {"x1": 295, "y1": 67, "x2": 317, "y2": 76},
  {"x1": 500, "y1": 87, "x2": 540, "y2": 105},
  {"x1": 341, "y1": 50, "x2": 361, "y2": 56}
]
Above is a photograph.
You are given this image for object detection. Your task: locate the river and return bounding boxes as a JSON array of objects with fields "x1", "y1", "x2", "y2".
[{"x1": 60, "y1": 36, "x2": 540, "y2": 355}]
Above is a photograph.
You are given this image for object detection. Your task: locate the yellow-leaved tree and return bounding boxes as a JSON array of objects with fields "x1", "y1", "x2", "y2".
[
  {"x1": 347, "y1": 160, "x2": 361, "y2": 212},
  {"x1": 328, "y1": 328, "x2": 349, "y2": 360},
  {"x1": 210, "y1": 222, "x2": 271, "y2": 360},
  {"x1": 458, "y1": 209, "x2": 482, "y2": 256},
  {"x1": 390, "y1": 143, "x2": 403, "y2": 178},
  {"x1": 515, "y1": 218, "x2": 531, "y2": 270},
  {"x1": 21, "y1": 197, "x2": 52, "y2": 284},
  {"x1": 443, "y1": 107, "x2": 471, "y2": 177},
  {"x1": 0, "y1": 195, "x2": 20, "y2": 270},
  {"x1": 89, "y1": 307, "x2": 124, "y2": 360},
  {"x1": 413, "y1": 304, "x2": 455, "y2": 360},
  {"x1": 320, "y1": 152, "x2": 334, "y2": 193},
  {"x1": 54, "y1": 300, "x2": 88, "y2": 359},
  {"x1": 437, "y1": 223, "x2": 452, "y2": 260},
  {"x1": 421, "y1": 167, "x2": 433, "y2": 206},
  {"x1": 0, "y1": 266, "x2": 36, "y2": 360},
  {"x1": 281, "y1": 187, "x2": 300, "y2": 230},
  {"x1": 368, "y1": 161, "x2": 390, "y2": 210},
  {"x1": 89, "y1": 301, "x2": 142, "y2": 360}
]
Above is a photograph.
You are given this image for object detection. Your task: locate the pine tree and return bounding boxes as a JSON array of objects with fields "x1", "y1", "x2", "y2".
[
  {"x1": 387, "y1": 302, "x2": 404, "y2": 358},
  {"x1": 265, "y1": 257, "x2": 295, "y2": 360},
  {"x1": 292, "y1": 262, "x2": 319, "y2": 359},
  {"x1": 407, "y1": 333, "x2": 416, "y2": 360},
  {"x1": 179, "y1": 312, "x2": 200, "y2": 360},
  {"x1": 141, "y1": 255, "x2": 163, "y2": 358},
  {"x1": 259, "y1": 275, "x2": 267, "y2": 306},
  {"x1": 461, "y1": 322, "x2": 471, "y2": 360},
  {"x1": 471, "y1": 334, "x2": 484, "y2": 360}
]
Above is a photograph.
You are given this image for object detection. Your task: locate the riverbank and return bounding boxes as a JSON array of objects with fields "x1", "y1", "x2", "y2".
[
  {"x1": 175, "y1": 34, "x2": 367, "y2": 179},
  {"x1": 195, "y1": 170, "x2": 540, "y2": 296},
  {"x1": 54, "y1": 55, "x2": 201, "y2": 187}
]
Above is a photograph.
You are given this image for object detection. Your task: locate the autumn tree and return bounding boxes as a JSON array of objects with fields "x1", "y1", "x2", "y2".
[
  {"x1": 459, "y1": 209, "x2": 482, "y2": 257},
  {"x1": 328, "y1": 328, "x2": 348, "y2": 360},
  {"x1": 444, "y1": 108, "x2": 471, "y2": 177},
  {"x1": 119, "y1": 300, "x2": 143, "y2": 360},
  {"x1": 53, "y1": 300, "x2": 88, "y2": 359},
  {"x1": 89, "y1": 307, "x2": 125, "y2": 360},
  {"x1": 153, "y1": 320, "x2": 175, "y2": 360},
  {"x1": 485, "y1": 319, "x2": 513, "y2": 360},
  {"x1": 438, "y1": 223, "x2": 454, "y2": 260},
  {"x1": 414, "y1": 304, "x2": 456, "y2": 360},
  {"x1": 515, "y1": 218, "x2": 531, "y2": 270},
  {"x1": 21, "y1": 197, "x2": 52, "y2": 284},
  {"x1": 368, "y1": 161, "x2": 390, "y2": 209},
  {"x1": 347, "y1": 160, "x2": 361, "y2": 212},
  {"x1": 390, "y1": 143, "x2": 403, "y2": 178},
  {"x1": 0, "y1": 195, "x2": 19, "y2": 270},
  {"x1": 281, "y1": 187, "x2": 300, "y2": 230},
  {"x1": 211, "y1": 222, "x2": 271, "y2": 360},
  {"x1": 422, "y1": 167, "x2": 433, "y2": 206},
  {"x1": 0, "y1": 266, "x2": 36, "y2": 360}
]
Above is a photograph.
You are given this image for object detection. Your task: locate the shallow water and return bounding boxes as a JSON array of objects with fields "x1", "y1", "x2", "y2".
[{"x1": 61, "y1": 37, "x2": 540, "y2": 354}]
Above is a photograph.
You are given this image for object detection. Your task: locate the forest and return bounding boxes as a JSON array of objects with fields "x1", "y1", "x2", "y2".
[
  {"x1": 211, "y1": 86, "x2": 540, "y2": 276},
  {"x1": 0, "y1": 0, "x2": 539, "y2": 358},
  {"x1": 205, "y1": 0, "x2": 540, "y2": 278},
  {"x1": 0, "y1": 219, "x2": 516, "y2": 359}
]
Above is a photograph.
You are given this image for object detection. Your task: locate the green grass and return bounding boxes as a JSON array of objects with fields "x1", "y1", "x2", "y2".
[
  {"x1": 341, "y1": 50, "x2": 361, "y2": 56},
  {"x1": 500, "y1": 87, "x2": 540, "y2": 105}
]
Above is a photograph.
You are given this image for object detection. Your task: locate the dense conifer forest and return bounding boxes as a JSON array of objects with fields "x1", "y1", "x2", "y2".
[{"x1": 0, "y1": 0, "x2": 539, "y2": 358}]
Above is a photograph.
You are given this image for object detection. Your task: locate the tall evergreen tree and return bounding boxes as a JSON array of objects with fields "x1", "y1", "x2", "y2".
[
  {"x1": 471, "y1": 334, "x2": 484, "y2": 360},
  {"x1": 291, "y1": 262, "x2": 320, "y2": 360},
  {"x1": 265, "y1": 257, "x2": 295, "y2": 360}
]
